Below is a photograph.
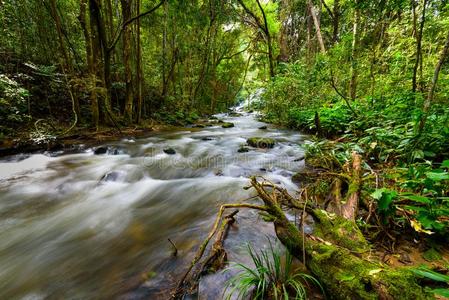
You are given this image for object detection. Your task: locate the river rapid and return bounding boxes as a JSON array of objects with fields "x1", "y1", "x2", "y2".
[{"x1": 0, "y1": 106, "x2": 307, "y2": 299}]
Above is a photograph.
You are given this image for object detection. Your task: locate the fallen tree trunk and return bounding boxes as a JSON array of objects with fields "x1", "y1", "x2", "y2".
[{"x1": 250, "y1": 177, "x2": 429, "y2": 299}]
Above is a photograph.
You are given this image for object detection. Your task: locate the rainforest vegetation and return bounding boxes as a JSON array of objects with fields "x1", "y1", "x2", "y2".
[{"x1": 1, "y1": 0, "x2": 449, "y2": 299}]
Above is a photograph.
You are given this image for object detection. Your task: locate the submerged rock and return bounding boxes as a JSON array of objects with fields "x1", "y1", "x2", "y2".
[
  {"x1": 93, "y1": 146, "x2": 124, "y2": 155},
  {"x1": 247, "y1": 137, "x2": 275, "y2": 149},
  {"x1": 237, "y1": 146, "x2": 249, "y2": 153},
  {"x1": 94, "y1": 147, "x2": 108, "y2": 155},
  {"x1": 221, "y1": 122, "x2": 234, "y2": 128},
  {"x1": 163, "y1": 148, "x2": 176, "y2": 155},
  {"x1": 258, "y1": 125, "x2": 267, "y2": 130},
  {"x1": 100, "y1": 171, "x2": 123, "y2": 182}
]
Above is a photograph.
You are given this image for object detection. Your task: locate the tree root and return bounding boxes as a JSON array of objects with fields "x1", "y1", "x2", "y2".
[
  {"x1": 171, "y1": 203, "x2": 267, "y2": 299},
  {"x1": 248, "y1": 176, "x2": 429, "y2": 299},
  {"x1": 172, "y1": 171, "x2": 429, "y2": 299}
]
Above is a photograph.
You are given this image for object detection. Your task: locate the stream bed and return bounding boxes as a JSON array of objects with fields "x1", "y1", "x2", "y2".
[{"x1": 0, "y1": 107, "x2": 307, "y2": 299}]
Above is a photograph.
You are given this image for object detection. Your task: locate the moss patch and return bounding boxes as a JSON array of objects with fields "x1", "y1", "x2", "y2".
[
  {"x1": 221, "y1": 122, "x2": 234, "y2": 128},
  {"x1": 247, "y1": 137, "x2": 275, "y2": 148}
]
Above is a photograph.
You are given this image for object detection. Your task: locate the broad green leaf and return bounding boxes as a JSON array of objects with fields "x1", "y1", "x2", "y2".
[
  {"x1": 400, "y1": 194, "x2": 431, "y2": 204},
  {"x1": 371, "y1": 188, "x2": 389, "y2": 200},
  {"x1": 441, "y1": 160, "x2": 449, "y2": 168},
  {"x1": 411, "y1": 267, "x2": 449, "y2": 282},
  {"x1": 426, "y1": 172, "x2": 449, "y2": 182}
]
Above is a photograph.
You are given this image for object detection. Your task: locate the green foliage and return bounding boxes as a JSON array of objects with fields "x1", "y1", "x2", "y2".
[
  {"x1": 0, "y1": 74, "x2": 31, "y2": 134},
  {"x1": 411, "y1": 265, "x2": 449, "y2": 298},
  {"x1": 370, "y1": 161, "x2": 449, "y2": 235},
  {"x1": 225, "y1": 243, "x2": 323, "y2": 300}
]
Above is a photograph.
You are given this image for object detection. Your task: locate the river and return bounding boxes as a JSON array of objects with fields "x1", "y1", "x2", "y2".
[{"x1": 0, "y1": 106, "x2": 306, "y2": 299}]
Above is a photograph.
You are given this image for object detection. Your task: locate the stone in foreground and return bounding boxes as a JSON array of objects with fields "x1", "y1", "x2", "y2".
[{"x1": 247, "y1": 137, "x2": 275, "y2": 149}]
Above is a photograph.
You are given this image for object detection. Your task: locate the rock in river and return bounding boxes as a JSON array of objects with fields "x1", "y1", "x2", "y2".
[
  {"x1": 163, "y1": 148, "x2": 176, "y2": 155},
  {"x1": 247, "y1": 137, "x2": 275, "y2": 149},
  {"x1": 221, "y1": 122, "x2": 234, "y2": 128}
]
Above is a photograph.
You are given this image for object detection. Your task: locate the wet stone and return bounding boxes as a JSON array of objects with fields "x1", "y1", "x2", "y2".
[
  {"x1": 237, "y1": 146, "x2": 249, "y2": 153},
  {"x1": 94, "y1": 147, "x2": 108, "y2": 155},
  {"x1": 221, "y1": 122, "x2": 234, "y2": 128},
  {"x1": 247, "y1": 137, "x2": 275, "y2": 149},
  {"x1": 163, "y1": 148, "x2": 176, "y2": 155}
]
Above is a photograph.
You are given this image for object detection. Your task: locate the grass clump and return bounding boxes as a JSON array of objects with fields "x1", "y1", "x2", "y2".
[{"x1": 225, "y1": 242, "x2": 323, "y2": 300}]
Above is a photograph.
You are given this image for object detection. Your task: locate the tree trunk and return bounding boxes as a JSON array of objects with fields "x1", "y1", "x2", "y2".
[
  {"x1": 308, "y1": 0, "x2": 326, "y2": 54},
  {"x1": 418, "y1": 29, "x2": 449, "y2": 132},
  {"x1": 81, "y1": 0, "x2": 99, "y2": 129},
  {"x1": 349, "y1": 1, "x2": 361, "y2": 100},
  {"x1": 255, "y1": 0, "x2": 275, "y2": 78},
  {"x1": 412, "y1": 0, "x2": 428, "y2": 93},
  {"x1": 341, "y1": 152, "x2": 362, "y2": 221},
  {"x1": 236, "y1": 0, "x2": 275, "y2": 78},
  {"x1": 121, "y1": 0, "x2": 134, "y2": 122},
  {"x1": 162, "y1": 0, "x2": 168, "y2": 97},
  {"x1": 135, "y1": 0, "x2": 143, "y2": 123},
  {"x1": 50, "y1": 0, "x2": 80, "y2": 120},
  {"x1": 333, "y1": 0, "x2": 340, "y2": 43}
]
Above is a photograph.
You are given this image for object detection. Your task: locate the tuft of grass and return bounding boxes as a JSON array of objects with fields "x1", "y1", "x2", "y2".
[{"x1": 224, "y1": 242, "x2": 324, "y2": 300}]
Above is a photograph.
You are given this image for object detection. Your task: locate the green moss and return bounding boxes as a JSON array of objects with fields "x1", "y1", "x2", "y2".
[
  {"x1": 247, "y1": 137, "x2": 275, "y2": 148},
  {"x1": 306, "y1": 242, "x2": 430, "y2": 300},
  {"x1": 312, "y1": 209, "x2": 370, "y2": 253},
  {"x1": 221, "y1": 122, "x2": 234, "y2": 128}
]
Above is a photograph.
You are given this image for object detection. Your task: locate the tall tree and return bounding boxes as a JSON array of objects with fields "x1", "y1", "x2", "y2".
[
  {"x1": 349, "y1": 0, "x2": 361, "y2": 100},
  {"x1": 236, "y1": 0, "x2": 276, "y2": 78},
  {"x1": 412, "y1": 0, "x2": 428, "y2": 93},
  {"x1": 121, "y1": 0, "x2": 134, "y2": 122},
  {"x1": 418, "y1": 29, "x2": 449, "y2": 132}
]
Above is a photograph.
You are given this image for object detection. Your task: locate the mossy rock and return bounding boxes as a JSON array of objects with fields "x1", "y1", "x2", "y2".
[
  {"x1": 221, "y1": 122, "x2": 234, "y2": 128},
  {"x1": 247, "y1": 137, "x2": 275, "y2": 148},
  {"x1": 238, "y1": 146, "x2": 249, "y2": 153}
]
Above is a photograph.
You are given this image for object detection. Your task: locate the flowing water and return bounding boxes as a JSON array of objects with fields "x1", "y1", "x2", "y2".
[{"x1": 0, "y1": 107, "x2": 307, "y2": 299}]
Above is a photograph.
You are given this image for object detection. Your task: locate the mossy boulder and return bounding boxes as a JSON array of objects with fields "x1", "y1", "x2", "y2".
[
  {"x1": 221, "y1": 122, "x2": 234, "y2": 128},
  {"x1": 247, "y1": 137, "x2": 275, "y2": 148}
]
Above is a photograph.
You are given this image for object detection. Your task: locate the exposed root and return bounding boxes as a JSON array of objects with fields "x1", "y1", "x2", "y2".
[{"x1": 171, "y1": 203, "x2": 267, "y2": 299}]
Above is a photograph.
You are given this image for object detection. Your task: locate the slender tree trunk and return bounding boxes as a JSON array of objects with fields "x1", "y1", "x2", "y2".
[
  {"x1": 308, "y1": 0, "x2": 326, "y2": 54},
  {"x1": 50, "y1": 0, "x2": 80, "y2": 120},
  {"x1": 162, "y1": 0, "x2": 168, "y2": 97},
  {"x1": 333, "y1": 0, "x2": 340, "y2": 43},
  {"x1": 121, "y1": 0, "x2": 134, "y2": 122},
  {"x1": 412, "y1": 0, "x2": 428, "y2": 93},
  {"x1": 82, "y1": 0, "x2": 99, "y2": 128},
  {"x1": 255, "y1": 0, "x2": 275, "y2": 78},
  {"x1": 418, "y1": 30, "x2": 449, "y2": 132},
  {"x1": 306, "y1": 5, "x2": 312, "y2": 64},
  {"x1": 136, "y1": 0, "x2": 143, "y2": 123},
  {"x1": 237, "y1": 0, "x2": 275, "y2": 78},
  {"x1": 349, "y1": 1, "x2": 361, "y2": 100}
]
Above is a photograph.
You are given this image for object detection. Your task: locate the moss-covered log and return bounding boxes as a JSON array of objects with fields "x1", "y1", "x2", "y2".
[{"x1": 250, "y1": 177, "x2": 430, "y2": 299}]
